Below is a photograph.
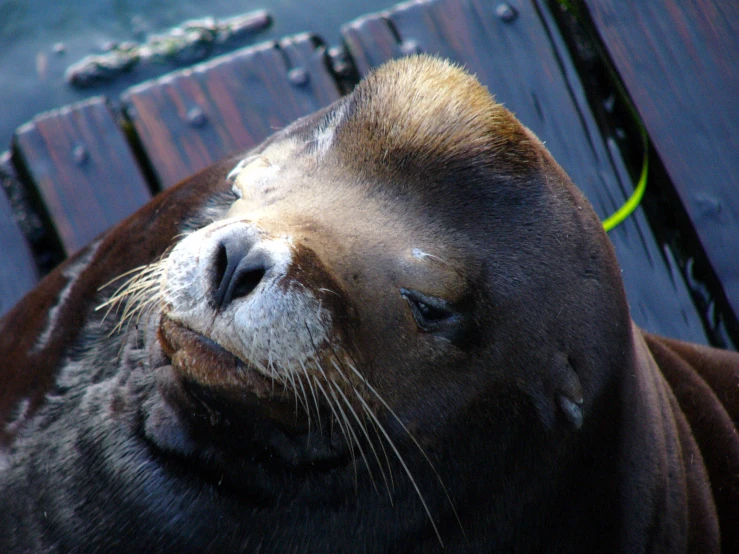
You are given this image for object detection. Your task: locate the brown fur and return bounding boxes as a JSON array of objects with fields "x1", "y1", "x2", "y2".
[
  {"x1": 335, "y1": 57, "x2": 539, "y2": 178},
  {"x1": 645, "y1": 334, "x2": 739, "y2": 551}
]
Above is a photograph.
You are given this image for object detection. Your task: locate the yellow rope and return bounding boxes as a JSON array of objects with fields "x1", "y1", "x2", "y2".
[
  {"x1": 602, "y1": 136, "x2": 648, "y2": 232},
  {"x1": 554, "y1": 0, "x2": 649, "y2": 232}
]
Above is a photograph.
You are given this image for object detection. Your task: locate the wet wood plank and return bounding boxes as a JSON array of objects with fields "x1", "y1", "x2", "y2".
[
  {"x1": 583, "y1": 0, "x2": 739, "y2": 318},
  {"x1": 122, "y1": 33, "x2": 342, "y2": 189},
  {"x1": 13, "y1": 98, "x2": 152, "y2": 256},
  {"x1": 0, "y1": 185, "x2": 38, "y2": 318},
  {"x1": 342, "y1": 0, "x2": 709, "y2": 343}
]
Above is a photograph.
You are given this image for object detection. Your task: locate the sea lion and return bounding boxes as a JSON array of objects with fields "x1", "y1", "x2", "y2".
[{"x1": 0, "y1": 56, "x2": 737, "y2": 553}]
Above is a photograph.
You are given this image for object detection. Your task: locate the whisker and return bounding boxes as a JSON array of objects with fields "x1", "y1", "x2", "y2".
[
  {"x1": 270, "y1": 323, "x2": 296, "y2": 407},
  {"x1": 313, "y1": 378, "x2": 356, "y2": 478},
  {"x1": 332, "y1": 359, "x2": 395, "y2": 491},
  {"x1": 267, "y1": 355, "x2": 277, "y2": 395},
  {"x1": 331, "y1": 361, "x2": 396, "y2": 496},
  {"x1": 111, "y1": 286, "x2": 160, "y2": 336},
  {"x1": 95, "y1": 262, "x2": 166, "y2": 338},
  {"x1": 293, "y1": 365, "x2": 312, "y2": 431},
  {"x1": 345, "y1": 361, "x2": 466, "y2": 545},
  {"x1": 328, "y1": 382, "x2": 373, "y2": 492},
  {"x1": 351, "y1": 388, "x2": 443, "y2": 546},
  {"x1": 331, "y1": 380, "x2": 394, "y2": 498},
  {"x1": 98, "y1": 266, "x2": 160, "y2": 305},
  {"x1": 133, "y1": 295, "x2": 161, "y2": 327},
  {"x1": 300, "y1": 359, "x2": 323, "y2": 434},
  {"x1": 96, "y1": 263, "x2": 159, "y2": 295},
  {"x1": 299, "y1": 323, "x2": 326, "y2": 434}
]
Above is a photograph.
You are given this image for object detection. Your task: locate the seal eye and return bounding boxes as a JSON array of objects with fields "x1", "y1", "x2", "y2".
[{"x1": 400, "y1": 288, "x2": 455, "y2": 332}]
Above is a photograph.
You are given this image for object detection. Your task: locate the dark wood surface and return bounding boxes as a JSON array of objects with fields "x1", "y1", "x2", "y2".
[
  {"x1": 342, "y1": 0, "x2": 709, "y2": 343},
  {"x1": 122, "y1": 33, "x2": 343, "y2": 189},
  {"x1": 13, "y1": 98, "x2": 152, "y2": 256},
  {"x1": 584, "y1": 0, "x2": 739, "y2": 317},
  {"x1": 0, "y1": 185, "x2": 38, "y2": 317}
]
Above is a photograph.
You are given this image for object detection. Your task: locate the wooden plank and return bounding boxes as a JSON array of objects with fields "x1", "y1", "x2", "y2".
[
  {"x1": 341, "y1": 0, "x2": 709, "y2": 343},
  {"x1": 13, "y1": 98, "x2": 152, "y2": 257},
  {"x1": 122, "y1": 33, "x2": 343, "y2": 189},
  {"x1": 583, "y1": 0, "x2": 739, "y2": 318},
  {"x1": 0, "y1": 161, "x2": 38, "y2": 317}
]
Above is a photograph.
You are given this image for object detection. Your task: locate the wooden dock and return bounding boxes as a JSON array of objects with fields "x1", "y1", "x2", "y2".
[{"x1": 1, "y1": 0, "x2": 737, "y2": 348}]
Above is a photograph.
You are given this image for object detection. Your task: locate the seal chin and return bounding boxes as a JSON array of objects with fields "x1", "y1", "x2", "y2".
[
  {"x1": 156, "y1": 314, "x2": 307, "y2": 428},
  {"x1": 148, "y1": 314, "x2": 349, "y2": 475}
]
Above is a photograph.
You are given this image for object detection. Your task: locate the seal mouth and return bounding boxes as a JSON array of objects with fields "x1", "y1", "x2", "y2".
[
  {"x1": 156, "y1": 314, "x2": 318, "y2": 433},
  {"x1": 151, "y1": 314, "x2": 353, "y2": 473},
  {"x1": 157, "y1": 315, "x2": 283, "y2": 398}
]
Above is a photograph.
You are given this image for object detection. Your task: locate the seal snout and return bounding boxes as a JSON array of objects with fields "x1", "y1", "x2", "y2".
[
  {"x1": 212, "y1": 232, "x2": 270, "y2": 309},
  {"x1": 159, "y1": 219, "x2": 336, "y2": 397}
]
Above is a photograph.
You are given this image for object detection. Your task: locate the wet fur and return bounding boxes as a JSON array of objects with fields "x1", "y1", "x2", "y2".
[{"x1": 0, "y1": 57, "x2": 737, "y2": 553}]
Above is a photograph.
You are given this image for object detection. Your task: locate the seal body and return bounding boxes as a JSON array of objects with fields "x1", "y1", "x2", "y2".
[{"x1": 0, "y1": 56, "x2": 737, "y2": 553}]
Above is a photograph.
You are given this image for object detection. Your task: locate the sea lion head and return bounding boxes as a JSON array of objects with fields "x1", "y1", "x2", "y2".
[{"x1": 102, "y1": 56, "x2": 633, "y2": 547}]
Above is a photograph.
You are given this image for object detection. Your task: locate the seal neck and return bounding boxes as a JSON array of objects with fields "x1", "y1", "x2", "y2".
[{"x1": 615, "y1": 324, "x2": 717, "y2": 553}]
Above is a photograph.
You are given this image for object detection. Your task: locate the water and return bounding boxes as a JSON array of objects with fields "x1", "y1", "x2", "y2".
[{"x1": 0, "y1": 0, "x2": 399, "y2": 150}]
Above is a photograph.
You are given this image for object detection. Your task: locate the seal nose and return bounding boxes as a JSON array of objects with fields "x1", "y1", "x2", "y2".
[{"x1": 212, "y1": 235, "x2": 268, "y2": 309}]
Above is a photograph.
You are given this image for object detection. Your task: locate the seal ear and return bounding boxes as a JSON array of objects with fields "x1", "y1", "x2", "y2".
[
  {"x1": 553, "y1": 353, "x2": 584, "y2": 429},
  {"x1": 529, "y1": 353, "x2": 585, "y2": 430}
]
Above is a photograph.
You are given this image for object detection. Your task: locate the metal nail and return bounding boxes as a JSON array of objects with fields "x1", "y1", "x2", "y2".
[
  {"x1": 186, "y1": 107, "x2": 208, "y2": 127},
  {"x1": 400, "y1": 40, "x2": 422, "y2": 56},
  {"x1": 288, "y1": 67, "x2": 309, "y2": 86},
  {"x1": 496, "y1": 3, "x2": 518, "y2": 23},
  {"x1": 72, "y1": 144, "x2": 88, "y2": 166}
]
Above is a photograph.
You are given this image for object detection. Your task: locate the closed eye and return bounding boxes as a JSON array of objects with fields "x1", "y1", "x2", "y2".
[{"x1": 400, "y1": 288, "x2": 456, "y2": 332}]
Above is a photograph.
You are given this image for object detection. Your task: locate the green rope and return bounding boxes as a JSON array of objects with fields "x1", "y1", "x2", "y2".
[
  {"x1": 602, "y1": 132, "x2": 649, "y2": 232},
  {"x1": 554, "y1": 0, "x2": 649, "y2": 232}
]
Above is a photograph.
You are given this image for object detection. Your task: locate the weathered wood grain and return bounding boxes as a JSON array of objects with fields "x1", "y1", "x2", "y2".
[
  {"x1": 122, "y1": 33, "x2": 342, "y2": 189},
  {"x1": 0, "y1": 181, "x2": 38, "y2": 318},
  {"x1": 583, "y1": 0, "x2": 739, "y2": 319},
  {"x1": 342, "y1": 0, "x2": 709, "y2": 343},
  {"x1": 13, "y1": 98, "x2": 152, "y2": 256}
]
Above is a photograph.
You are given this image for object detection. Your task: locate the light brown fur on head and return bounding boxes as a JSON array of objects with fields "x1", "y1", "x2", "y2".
[{"x1": 334, "y1": 56, "x2": 539, "y2": 178}]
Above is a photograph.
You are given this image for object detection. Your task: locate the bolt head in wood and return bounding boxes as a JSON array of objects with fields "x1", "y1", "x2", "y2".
[
  {"x1": 72, "y1": 144, "x2": 88, "y2": 166},
  {"x1": 496, "y1": 3, "x2": 518, "y2": 23},
  {"x1": 400, "y1": 40, "x2": 422, "y2": 56},
  {"x1": 186, "y1": 107, "x2": 208, "y2": 127},
  {"x1": 288, "y1": 67, "x2": 309, "y2": 86}
]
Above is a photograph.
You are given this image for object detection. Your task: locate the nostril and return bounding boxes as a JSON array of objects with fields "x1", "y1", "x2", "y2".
[
  {"x1": 212, "y1": 239, "x2": 268, "y2": 309},
  {"x1": 230, "y1": 264, "x2": 266, "y2": 301},
  {"x1": 214, "y1": 244, "x2": 229, "y2": 292}
]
